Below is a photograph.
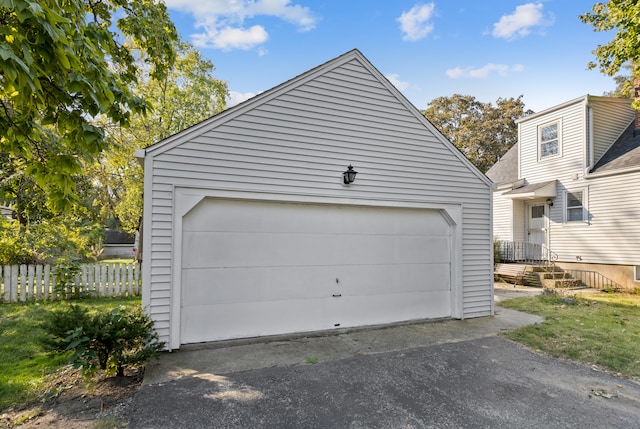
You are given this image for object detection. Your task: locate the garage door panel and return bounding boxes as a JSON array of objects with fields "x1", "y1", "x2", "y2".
[
  {"x1": 338, "y1": 208, "x2": 449, "y2": 236},
  {"x1": 182, "y1": 266, "x2": 337, "y2": 306},
  {"x1": 185, "y1": 200, "x2": 343, "y2": 234},
  {"x1": 337, "y1": 263, "x2": 450, "y2": 296},
  {"x1": 183, "y1": 231, "x2": 339, "y2": 268},
  {"x1": 181, "y1": 298, "x2": 335, "y2": 344},
  {"x1": 336, "y1": 235, "x2": 449, "y2": 265},
  {"x1": 334, "y1": 291, "x2": 451, "y2": 328}
]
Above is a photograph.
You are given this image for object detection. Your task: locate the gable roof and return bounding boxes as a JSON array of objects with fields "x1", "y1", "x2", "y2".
[
  {"x1": 136, "y1": 49, "x2": 491, "y2": 187},
  {"x1": 591, "y1": 120, "x2": 640, "y2": 173},
  {"x1": 485, "y1": 143, "x2": 518, "y2": 185}
]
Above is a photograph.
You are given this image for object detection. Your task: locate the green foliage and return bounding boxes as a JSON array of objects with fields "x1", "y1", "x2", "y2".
[
  {"x1": 603, "y1": 64, "x2": 635, "y2": 98},
  {"x1": 493, "y1": 238, "x2": 502, "y2": 264},
  {"x1": 0, "y1": 0, "x2": 178, "y2": 211},
  {"x1": 53, "y1": 263, "x2": 84, "y2": 298},
  {"x1": 0, "y1": 296, "x2": 140, "y2": 411},
  {"x1": 580, "y1": 1, "x2": 640, "y2": 108},
  {"x1": 43, "y1": 305, "x2": 163, "y2": 378},
  {"x1": 423, "y1": 94, "x2": 532, "y2": 172},
  {"x1": 0, "y1": 216, "x2": 103, "y2": 264},
  {"x1": 0, "y1": 218, "x2": 32, "y2": 264},
  {"x1": 90, "y1": 42, "x2": 228, "y2": 232},
  {"x1": 42, "y1": 304, "x2": 92, "y2": 351}
]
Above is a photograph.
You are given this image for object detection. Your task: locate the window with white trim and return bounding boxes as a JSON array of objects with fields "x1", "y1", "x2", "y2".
[
  {"x1": 635, "y1": 266, "x2": 640, "y2": 282},
  {"x1": 539, "y1": 121, "x2": 560, "y2": 159},
  {"x1": 565, "y1": 190, "x2": 585, "y2": 222}
]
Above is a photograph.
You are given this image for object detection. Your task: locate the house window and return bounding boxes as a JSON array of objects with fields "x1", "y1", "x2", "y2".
[
  {"x1": 539, "y1": 121, "x2": 560, "y2": 159},
  {"x1": 531, "y1": 205, "x2": 544, "y2": 219},
  {"x1": 565, "y1": 190, "x2": 584, "y2": 222},
  {"x1": 635, "y1": 266, "x2": 640, "y2": 282}
]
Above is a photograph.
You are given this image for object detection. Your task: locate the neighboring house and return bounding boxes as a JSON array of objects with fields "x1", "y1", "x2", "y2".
[
  {"x1": 487, "y1": 95, "x2": 640, "y2": 289},
  {"x1": 135, "y1": 49, "x2": 493, "y2": 350},
  {"x1": 0, "y1": 205, "x2": 15, "y2": 220},
  {"x1": 102, "y1": 230, "x2": 138, "y2": 259}
]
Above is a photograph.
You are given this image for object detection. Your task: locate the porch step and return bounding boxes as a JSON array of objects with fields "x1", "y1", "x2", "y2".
[
  {"x1": 523, "y1": 265, "x2": 586, "y2": 290},
  {"x1": 543, "y1": 272, "x2": 573, "y2": 280},
  {"x1": 494, "y1": 263, "x2": 528, "y2": 285},
  {"x1": 494, "y1": 264, "x2": 542, "y2": 287}
]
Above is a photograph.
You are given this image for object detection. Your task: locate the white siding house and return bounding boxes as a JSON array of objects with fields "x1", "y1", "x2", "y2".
[
  {"x1": 136, "y1": 50, "x2": 493, "y2": 350},
  {"x1": 487, "y1": 95, "x2": 640, "y2": 289}
]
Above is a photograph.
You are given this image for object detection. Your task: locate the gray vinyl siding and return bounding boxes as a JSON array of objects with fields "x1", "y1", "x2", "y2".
[
  {"x1": 143, "y1": 53, "x2": 492, "y2": 346},
  {"x1": 549, "y1": 172, "x2": 640, "y2": 265},
  {"x1": 590, "y1": 98, "x2": 634, "y2": 165}
]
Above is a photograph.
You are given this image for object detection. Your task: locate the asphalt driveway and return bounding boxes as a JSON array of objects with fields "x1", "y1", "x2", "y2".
[{"x1": 129, "y1": 291, "x2": 640, "y2": 429}]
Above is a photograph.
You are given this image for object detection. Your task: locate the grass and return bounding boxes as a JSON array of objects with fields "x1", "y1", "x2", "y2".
[
  {"x1": 99, "y1": 258, "x2": 136, "y2": 264},
  {"x1": 499, "y1": 291, "x2": 640, "y2": 379},
  {"x1": 0, "y1": 296, "x2": 141, "y2": 411}
]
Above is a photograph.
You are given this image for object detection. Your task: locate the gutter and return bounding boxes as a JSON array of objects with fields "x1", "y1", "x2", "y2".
[{"x1": 585, "y1": 164, "x2": 640, "y2": 179}]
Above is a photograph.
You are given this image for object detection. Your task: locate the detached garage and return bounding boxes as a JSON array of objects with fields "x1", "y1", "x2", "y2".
[{"x1": 136, "y1": 50, "x2": 493, "y2": 350}]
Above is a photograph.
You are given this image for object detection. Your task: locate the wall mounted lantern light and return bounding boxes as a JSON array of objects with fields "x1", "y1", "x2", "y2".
[
  {"x1": 546, "y1": 198, "x2": 554, "y2": 206},
  {"x1": 343, "y1": 165, "x2": 358, "y2": 185}
]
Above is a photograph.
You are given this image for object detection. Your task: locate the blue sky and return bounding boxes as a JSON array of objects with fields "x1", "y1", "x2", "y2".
[{"x1": 164, "y1": 1, "x2": 617, "y2": 113}]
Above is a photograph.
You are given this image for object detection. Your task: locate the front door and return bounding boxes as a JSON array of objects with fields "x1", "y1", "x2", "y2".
[{"x1": 527, "y1": 203, "x2": 546, "y2": 260}]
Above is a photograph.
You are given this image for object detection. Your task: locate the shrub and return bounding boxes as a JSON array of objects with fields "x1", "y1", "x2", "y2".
[
  {"x1": 0, "y1": 218, "x2": 34, "y2": 265},
  {"x1": 42, "y1": 304, "x2": 92, "y2": 351},
  {"x1": 43, "y1": 305, "x2": 164, "y2": 378},
  {"x1": 493, "y1": 237, "x2": 502, "y2": 264},
  {"x1": 53, "y1": 263, "x2": 84, "y2": 298},
  {"x1": 0, "y1": 217, "x2": 104, "y2": 265}
]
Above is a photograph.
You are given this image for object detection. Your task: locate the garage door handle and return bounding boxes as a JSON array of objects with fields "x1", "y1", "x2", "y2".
[{"x1": 332, "y1": 294, "x2": 342, "y2": 298}]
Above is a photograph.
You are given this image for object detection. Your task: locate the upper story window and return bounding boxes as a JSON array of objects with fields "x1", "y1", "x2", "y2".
[
  {"x1": 565, "y1": 190, "x2": 585, "y2": 222},
  {"x1": 539, "y1": 121, "x2": 561, "y2": 160}
]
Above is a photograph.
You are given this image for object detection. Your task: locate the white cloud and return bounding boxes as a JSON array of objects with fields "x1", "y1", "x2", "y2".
[
  {"x1": 492, "y1": 3, "x2": 553, "y2": 40},
  {"x1": 227, "y1": 90, "x2": 258, "y2": 107},
  {"x1": 385, "y1": 74, "x2": 410, "y2": 91},
  {"x1": 165, "y1": 0, "x2": 317, "y2": 50},
  {"x1": 192, "y1": 25, "x2": 269, "y2": 50},
  {"x1": 397, "y1": 3, "x2": 436, "y2": 41},
  {"x1": 446, "y1": 64, "x2": 524, "y2": 79}
]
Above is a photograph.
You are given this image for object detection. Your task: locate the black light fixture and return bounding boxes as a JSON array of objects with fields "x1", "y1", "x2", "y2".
[
  {"x1": 343, "y1": 165, "x2": 358, "y2": 185},
  {"x1": 546, "y1": 198, "x2": 554, "y2": 206}
]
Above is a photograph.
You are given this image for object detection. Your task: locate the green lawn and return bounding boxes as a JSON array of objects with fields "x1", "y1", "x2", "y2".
[
  {"x1": 0, "y1": 297, "x2": 141, "y2": 411},
  {"x1": 499, "y1": 292, "x2": 640, "y2": 379}
]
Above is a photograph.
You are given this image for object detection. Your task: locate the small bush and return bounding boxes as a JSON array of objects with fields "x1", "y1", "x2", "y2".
[
  {"x1": 53, "y1": 263, "x2": 85, "y2": 298},
  {"x1": 493, "y1": 237, "x2": 502, "y2": 264},
  {"x1": 43, "y1": 305, "x2": 164, "y2": 378},
  {"x1": 42, "y1": 304, "x2": 92, "y2": 351}
]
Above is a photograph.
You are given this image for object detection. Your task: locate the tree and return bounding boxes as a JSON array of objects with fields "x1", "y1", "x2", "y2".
[
  {"x1": 0, "y1": 0, "x2": 178, "y2": 210},
  {"x1": 90, "y1": 42, "x2": 228, "y2": 232},
  {"x1": 580, "y1": 1, "x2": 640, "y2": 107},
  {"x1": 603, "y1": 66, "x2": 634, "y2": 98},
  {"x1": 422, "y1": 94, "x2": 531, "y2": 173}
]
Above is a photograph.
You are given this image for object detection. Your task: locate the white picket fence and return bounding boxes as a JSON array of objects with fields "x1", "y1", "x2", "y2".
[{"x1": 1, "y1": 262, "x2": 141, "y2": 303}]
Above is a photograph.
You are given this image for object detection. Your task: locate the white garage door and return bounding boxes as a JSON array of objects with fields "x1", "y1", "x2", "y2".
[{"x1": 180, "y1": 199, "x2": 451, "y2": 344}]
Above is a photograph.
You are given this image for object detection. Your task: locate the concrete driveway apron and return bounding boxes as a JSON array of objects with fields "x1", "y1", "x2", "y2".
[{"x1": 129, "y1": 303, "x2": 640, "y2": 429}]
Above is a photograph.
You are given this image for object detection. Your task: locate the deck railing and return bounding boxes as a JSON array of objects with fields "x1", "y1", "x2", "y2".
[{"x1": 495, "y1": 240, "x2": 558, "y2": 265}]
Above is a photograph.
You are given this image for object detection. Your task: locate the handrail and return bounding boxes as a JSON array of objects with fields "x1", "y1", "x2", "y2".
[
  {"x1": 495, "y1": 240, "x2": 558, "y2": 265},
  {"x1": 562, "y1": 269, "x2": 622, "y2": 290}
]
